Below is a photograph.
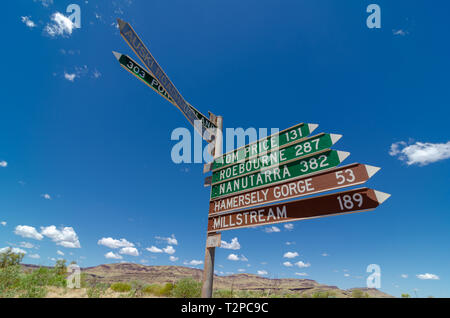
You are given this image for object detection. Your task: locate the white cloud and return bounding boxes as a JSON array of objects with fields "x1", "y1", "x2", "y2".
[
  {"x1": 264, "y1": 226, "x2": 280, "y2": 233},
  {"x1": 321, "y1": 253, "x2": 329, "y2": 257},
  {"x1": 57, "y1": 250, "x2": 64, "y2": 256},
  {"x1": 295, "y1": 272, "x2": 309, "y2": 276},
  {"x1": 0, "y1": 161, "x2": 7, "y2": 167},
  {"x1": 401, "y1": 274, "x2": 408, "y2": 279},
  {"x1": 14, "y1": 225, "x2": 44, "y2": 240},
  {"x1": 21, "y1": 16, "x2": 36, "y2": 28},
  {"x1": 19, "y1": 242, "x2": 35, "y2": 249},
  {"x1": 390, "y1": 141, "x2": 450, "y2": 166},
  {"x1": 0, "y1": 247, "x2": 27, "y2": 255},
  {"x1": 28, "y1": 254, "x2": 40, "y2": 259},
  {"x1": 163, "y1": 246, "x2": 175, "y2": 255},
  {"x1": 393, "y1": 29, "x2": 407, "y2": 36},
  {"x1": 283, "y1": 251, "x2": 299, "y2": 259},
  {"x1": 34, "y1": 0, "x2": 54, "y2": 7},
  {"x1": 64, "y1": 72, "x2": 76, "y2": 82},
  {"x1": 119, "y1": 247, "x2": 139, "y2": 256},
  {"x1": 92, "y1": 69, "x2": 102, "y2": 79},
  {"x1": 44, "y1": 12, "x2": 75, "y2": 37},
  {"x1": 41, "y1": 193, "x2": 51, "y2": 200},
  {"x1": 105, "y1": 251, "x2": 123, "y2": 260},
  {"x1": 41, "y1": 225, "x2": 81, "y2": 248},
  {"x1": 284, "y1": 223, "x2": 294, "y2": 231},
  {"x1": 146, "y1": 246, "x2": 163, "y2": 253},
  {"x1": 344, "y1": 273, "x2": 350, "y2": 277},
  {"x1": 184, "y1": 260, "x2": 203, "y2": 266},
  {"x1": 155, "y1": 234, "x2": 178, "y2": 245},
  {"x1": 294, "y1": 261, "x2": 311, "y2": 268},
  {"x1": 1, "y1": 221, "x2": 6, "y2": 226},
  {"x1": 285, "y1": 241, "x2": 295, "y2": 245},
  {"x1": 227, "y1": 254, "x2": 247, "y2": 261},
  {"x1": 169, "y1": 256, "x2": 179, "y2": 262},
  {"x1": 257, "y1": 270, "x2": 268, "y2": 276},
  {"x1": 97, "y1": 237, "x2": 134, "y2": 249},
  {"x1": 221, "y1": 237, "x2": 240, "y2": 250},
  {"x1": 416, "y1": 273, "x2": 439, "y2": 280},
  {"x1": 283, "y1": 261, "x2": 293, "y2": 267},
  {"x1": 238, "y1": 268, "x2": 245, "y2": 272}
]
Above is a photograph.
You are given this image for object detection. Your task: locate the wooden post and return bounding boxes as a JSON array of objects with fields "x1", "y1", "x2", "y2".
[{"x1": 201, "y1": 115, "x2": 223, "y2": 298}]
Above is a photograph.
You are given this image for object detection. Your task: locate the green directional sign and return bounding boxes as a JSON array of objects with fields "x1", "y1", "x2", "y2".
[
  {"x1": 210, "y1": 150, "x2": 349, "y2": 200},
  {"x1": 211, "y1": 133, "x2": 342, "y2": 184},
  {"x1": 211, "y1": 123, "x2": 318, "y2": 171},
  {"x1": 113, "y1": 51, "x2": 216, "y2": 131}
]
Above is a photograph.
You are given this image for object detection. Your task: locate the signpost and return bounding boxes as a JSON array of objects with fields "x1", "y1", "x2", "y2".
[
  {"x1": 210, "y1": 149, "x2": 350, "y2": 199},
  {"x1": 209, "y1": 163, "x2": 380, "y2": 215},
  {"x1": 208, "y1": 188, "x2": 390, "y2": 232},
  {"x1": 112, "y1": 51, "x2": 217, "y2": 133},
  {"x1": 112, "y1": 18, "x2": 391, "y2": 299}
]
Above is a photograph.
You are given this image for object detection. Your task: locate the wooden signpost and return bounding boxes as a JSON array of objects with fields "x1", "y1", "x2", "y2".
[{"x1": 113, "y1": 18, "x2": 391, "y2": 299}]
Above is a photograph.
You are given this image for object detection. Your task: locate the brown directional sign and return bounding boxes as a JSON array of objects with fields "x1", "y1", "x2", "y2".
[
  {"x1": 209, "y1": 163, "x2": 380, "y2": 215},
  {"x1": 207, "y1": 187, "x2": 390, "y2": 233}
]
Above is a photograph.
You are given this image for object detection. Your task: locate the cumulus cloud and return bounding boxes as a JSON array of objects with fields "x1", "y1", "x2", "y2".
[
  {"x1": 146, "y1": 246, "x2": 163, "y2": 253},
  {"x1": 41, "y1": 226, "x2": 81, "y2": 248},
  {"x1": 105, "y1": 251, "x2": 123, "y2": 260},
  {"x1": 1, "y1": 221, "x2": 6, "y2": 226},
  {"x1": 21, "y1": 16, "x2": 36, "y2": 28},
  {"x1": 184, "y1": 260, "x2": 203, "y2": 266},
  {"x1": 401, "y1": 274, "x2": 408, "y2": 279},
  {"x1": 390, "y1": 141, "x2": 450, "y2": 166},
  {"x1": 57, "y1": 250, "x2": 64, "y2": 256},
  {"x1": 28, "y1": 254, "x2": 40, "y2": 259},
  {"x1": 34, "y1": 0, "x2": 54, "y2": 7},
  {"x1": 263, "y1": 226, "x2": 280, "y2": 233},
  {"x1": 0, "y1": 247, "x2": 27, "y2": 255},
  {"x1": 283, "y1": 261, "x2": 293, "y2": 267},
  {"x1": 44, "y1": 12, "x2": 75, "y2": 37},
  {"x1": 14, "y1": 225, "x2": 43, "y2": 240},
  {"x1": 169, "y1": 256, "x2": 179, "y2": 262},
  {"x1": 41, "y1": 193, "x2": 51, "y2": 200},
  {"x1": 283, "y1": 252, "x2": 299, "y2": 259},
  {"x1": 284, "y1": 223, "x2": 294, "y2": 231},
  {"x1": 155, "y1": 234, "x2": 178, "y2": 245},
  {"x1": 294, "y1": 261, "x2": 311, "y2": 268},
  {"x1": 64, "y1": 72, "x2": 76, "y2": 82},
  {"x1": 393, "y1": 29, "x2": 407, "y2": 36},
  {"x1": 97, "y1": 237, "x2": 134, "y2": 249},
  {"x1": 221, "y1": 237, "x2": 240, "y2": 250},
  {"x1": 119, "y1": 247, "x2": 139, "y2": 256},
  {"x1": 19, "y1": 242, "x2": 34, "y2": 249},
  {"x1": 162, "y1": 246, "x2": 175, "y2": 255},
  {"x1": 227, "y1": 254, "x2": 239, "y2": 261},
  {"x1": 257, "y1": 270, "x2": 268, "y2": 276},
  {"x1": 416, "y1": 273, "x2": 439, "y2": 280},
  {"x1": 295, "y1": 272, "x2": 308, "y2": 276},
  {"x1": 0, "y1": 161, "x2": 7, "y2": 168}
]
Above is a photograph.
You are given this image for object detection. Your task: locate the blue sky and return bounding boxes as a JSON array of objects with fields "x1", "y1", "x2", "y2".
[{"x1": 1, "y1": 0, "x2": 449, "y2": 297}]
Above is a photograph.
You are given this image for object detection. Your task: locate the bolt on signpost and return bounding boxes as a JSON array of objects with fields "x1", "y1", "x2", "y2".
[{"x1": 113, "y1": 17, "x2": 390, "y2": 299}]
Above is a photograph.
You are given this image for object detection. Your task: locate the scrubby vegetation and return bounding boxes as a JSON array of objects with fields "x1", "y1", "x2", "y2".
[{"x1": 171, "y1": 278, "x2": 202, "y2": 298}]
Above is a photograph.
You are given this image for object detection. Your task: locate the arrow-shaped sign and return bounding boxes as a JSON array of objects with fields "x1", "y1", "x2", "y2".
[
  {"x1": 211, "y1": 133, "x2": 342, "y2": 184},
  {"x1": 210, "y1": 149, "x2": 350, "y2": 199},
  {"x1": 113, "y1": 51, "x2": 217, "y2": 134},
  {"x1": 209, "y1": 163, "x2": 379, "y2": 215},
  {"x1": 117, "y1": 18, "x2": 213, "y2": 140},
  {"x1": 208, "y1": 187, "x2": 390, "y2": 232}
]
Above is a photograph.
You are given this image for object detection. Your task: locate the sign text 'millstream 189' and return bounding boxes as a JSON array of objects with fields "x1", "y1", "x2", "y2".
[
  {"x1": 211, "y1": 133, "x2": 341, "y2": 184},
  {"x1": 210, "y1": 149, "x2": 349, "y2": 199},
  {"x1": 208, "y1": 188, "x2": 390, "y2": 232},
  {"x1": 209, "y1": 163, "x2": 380, "y2": 215}
]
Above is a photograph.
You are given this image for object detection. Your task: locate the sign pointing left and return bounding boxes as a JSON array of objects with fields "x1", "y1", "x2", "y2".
[
  {"x1": 117, "y1": 18, "x2": 213, "y2": 140},
  {"x1": 113, "y1": 51, "x2": 217, "y2": 134}
]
